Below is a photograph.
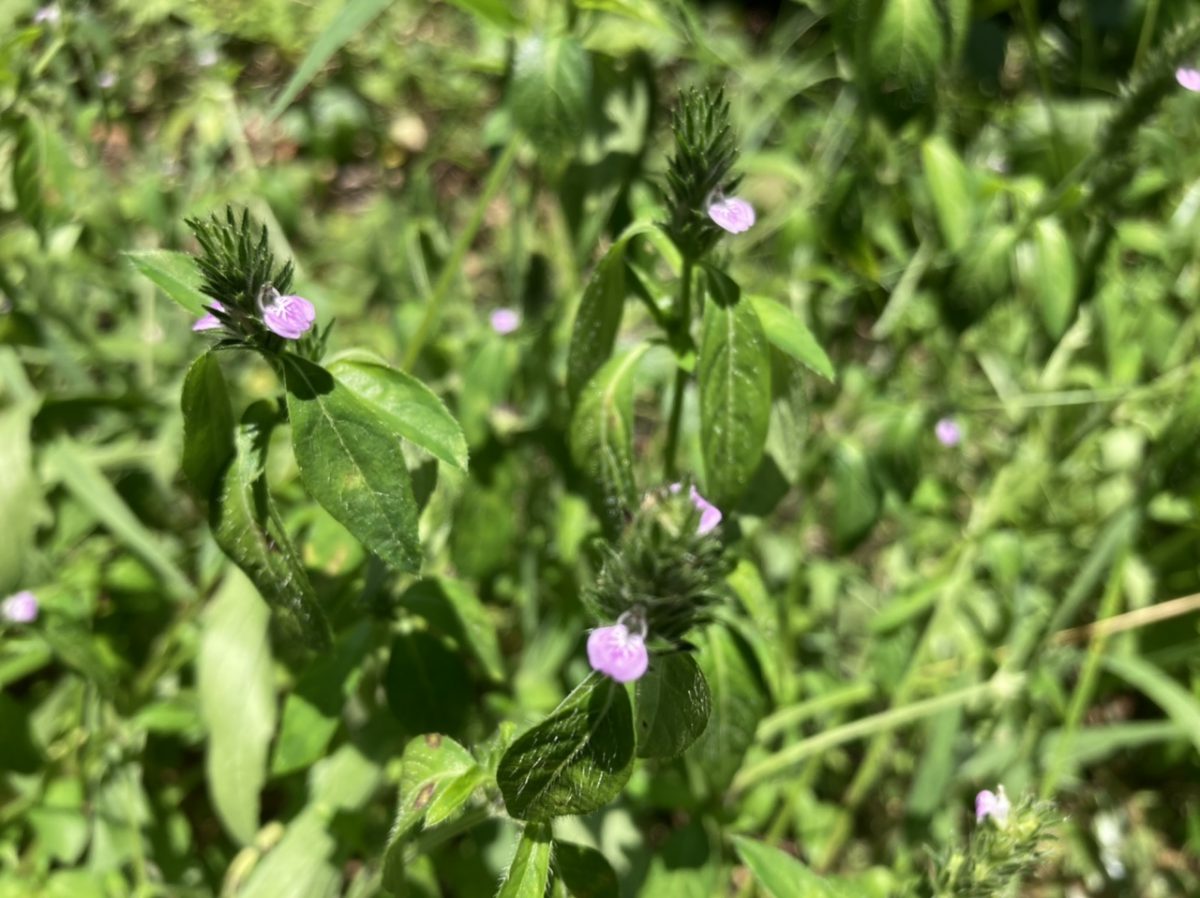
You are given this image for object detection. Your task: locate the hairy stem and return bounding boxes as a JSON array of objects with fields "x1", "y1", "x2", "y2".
[{"x1": 663, "y1": 257, "x2": 694, "y2": 480}]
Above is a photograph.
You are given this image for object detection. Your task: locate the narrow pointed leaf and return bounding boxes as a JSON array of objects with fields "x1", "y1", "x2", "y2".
[
  {"x1": 126, "y1": 250, "x2": 210, "y2": 316},
  {"x1": 747, "y1": 295, "x2": 834, "y2": 381}
]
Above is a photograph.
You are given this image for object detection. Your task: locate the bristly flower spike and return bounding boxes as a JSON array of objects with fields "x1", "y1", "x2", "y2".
[{"x1": 662, "y1": 85, "x2": 743, "y2": 261}]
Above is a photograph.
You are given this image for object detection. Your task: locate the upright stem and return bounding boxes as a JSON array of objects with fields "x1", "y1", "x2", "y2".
[
  {"x1": 402, "y1": 137, "x2": 520, "y2": 371},
  {"x1": 663, "y1": 257, "x2": 694, "y2": 479}
]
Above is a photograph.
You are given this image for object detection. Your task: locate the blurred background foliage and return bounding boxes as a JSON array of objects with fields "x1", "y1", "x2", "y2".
[{"x1": 2, "y1": 0, "x2": 1200, "y2": 895}]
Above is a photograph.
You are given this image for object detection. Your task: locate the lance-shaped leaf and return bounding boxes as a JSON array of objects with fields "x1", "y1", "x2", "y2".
[
  {"x1": 181, "y1": 352, "x2": 235, "y2": 496},
  {"x1": 568, "y1": 345, "x2": 651, "y2": 512},
  {"x1": 496, "y1": 823, "x2": 553, "y2": 898},
  {"x1": 636, "y1": 652, "x2": 711, "y2": 759},
  {"x1": 497, "y1": 673, "x2": 635, "y2": 821},
  {"x1": 202, "y1": 399, "x2": 332, "y2": 652},
  {"x1": 328, "y1": 352, "x2": 468, "y2": 471},
  {"x1": 1017, "y1": 217, "x2": 1077, "y2": 340},
  {"x1": 126, "y1": 250, "x2": 210, "y2": 316},
  {"x1": 699, "y1": 272, "x2": 771, "y2": 509},
  {"x1": 282, "y1": 354, "x2": 421, "y2": 574},
  {"x1": 747, "y1": 295, "x2": 834, "y2": 382},
  {"x1": 509, "y1": 35, "x2": 592, "y2": 152},
  {"x1": 567, "y1": 223, "x2": 653, "y2": 401},
  {"x1": 400, "y1": 578, "x2": 505, "y2": 683},
  {"x1": 733, "y1": 836, "x2": 858, "y2": 898}
]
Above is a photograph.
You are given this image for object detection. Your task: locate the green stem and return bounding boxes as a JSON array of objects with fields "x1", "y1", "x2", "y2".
[
  {"x1": 732, "y1": 673, "x2": 1025, "y2": 794},
  {"x1": 402, "y1": 137, "x2": 521, "y2": 370},
  {"x1": 663, "y1": 257, "x2": 694, "y2": 480}
]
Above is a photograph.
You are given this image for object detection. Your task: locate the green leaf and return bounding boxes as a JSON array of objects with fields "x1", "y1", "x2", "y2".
[
  {"x1": 43, "y1": 439, "x2": 194, "y2": 601},
  {"x1": 636, "y1": 652, "x2": 711, "y2": 759},
  {"x1": 266, "y1": 0, "x2": 395, "y2": 121},
  {"x1": 384, "y1": 630, "x2": 474, "y2": 736},
  {"x1": 197, "y1": 569, "x2": 276, "y2": 845},
  {"x1": 1102, "y1": 654, "x2": 1200, "y2": 755},
  {"x1": 208, "y1": 402, "x2": 333, "y2": 652},
  {"x1": 832, "y1": 440, "x2": 881, "y2": 551},
  {"x1": 567, "y1": 224, "x2": 653, "y2": 401},
  {"x1": 328, "y1": 353, "x2": 468, "y2": 471},
  {"x1": 921, "y1": 136, "x2": 974, "y2": 253},
  {"x1": 733, "y1": 836, "x2": 855, "y2": 898},
  {"x1": 445, "y1": 0, "x2": 520, "y2": 30},
  {"x1": 509, "y1": 36, "x2": 592, "y2": 152},
  {"x1": 1018, "y1": 217, "x2": 1078, "y2": 340},
  {"x1": 125, "y1": 250, "x2": 210, "y2": 317},
  {"x1": 497, "y1": 673, "x2": 635, "y2": 821},
  {"x1": 181, "y1": 352, "x2": 235, "y2": 498},
  {"x1": 0, "y1": 402, "x2": 39, "y2": 593},
  {"x1": 401, "y1": 578, "x2": 505, "y2": 683},
  {"x1": 12, "y1": 113, "x2": 46, "y2": 235},
  {"x1": 271, "y1": 622, "x2": 371, "y2": 776},
  {"x1": 688, "y1": 626, "x2": 770, "y2": 791},
  {"x1": 282, "y1": 354, "x2": 421, "y2": 573},
  {"x1": 382, "y1": 733, "x2": 480, "y2": 890},
  {"x1": 568, "y1": 345, "x2": 651, "y2": 512},
  {"x1": 747, "y1": 295, "x2": 835, "y2": 381},
  {"x1": 866, "y1": 0, "x2": 945, "y2": 102},
  {"x1": 553, "y1": 840, "x2": 620, "y2": 898},
  {"x1": 497, "y1": 823, "x2": 553, "y2": 898},
  {"x1": 699, "y1": 285, "x2": 772, "y2": 509},
  {"x1": 237, "y1": 806, "x2": 341, "y2": 898}
]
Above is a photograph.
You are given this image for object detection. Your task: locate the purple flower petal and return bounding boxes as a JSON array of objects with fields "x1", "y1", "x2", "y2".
[
  {"x1": 193, "y1": 301, "x2": 225, "y2": 332},
  {"x1": 2, "y1": 590, "x2": 38, "y2": 624},
  {"x1": 689, "y1": 486, "x2": 722, "y2": 534},
  {"x1": 707, "y1": 196, "x2": 756, "y2": 234},
  {"x1": 490, "y1": 308, "x2": 520, "y2": 335},
  {"x1": 975, "y1": 786, "x2": 1010, "y2": 824},
  {"x1": 34, "y1": 5, "x2": 60, "y2": 24},
  {"x1": 935, "y1": 417, "x2": 962, "y2": 447},
  {"x1": 261, "y1": 294, "x2": 316, "y2": 340},
  {"x1": 587, "y1": 623, "x2": 649, "y2": 683},
  {"x1": 1177, "y1": 67, "x2": 1200, "y2": 93}
]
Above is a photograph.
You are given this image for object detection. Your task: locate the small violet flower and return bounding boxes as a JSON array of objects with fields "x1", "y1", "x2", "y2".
[
  {"x1": 260, "y1": 290, "x2": 316, "y2": 340},
  {"x1": 707, "y1": 196, "x2": 756, "y2": 234},
  {"x1": 975, "y1": 785, "x2": 1011, "y2": 825},
  {"x1": 97, "y1": 71, "x2": 116, "y2": 90},
  {"x1": 587, "y1": 611, "x2": 649, "y2": 683},
  {"x1": 935, "y1": 417, "x2": 962, "y2": 447},
  {"x1": 34, "y1": 5, "x2": 60, "y2": 24},
  {"x1": 193, "y1": 301, "x2": 225, "y2": 332},
  {"x1": 669, "y1": 482, "x2": 723, "y2": 535},
  {"x1": 490, "y1": 308, "x2": 520, "y2": 335},
  {"x1": 1, "y1": 590, "x2": 38, "y2": 624},
  {"x1": 1176, "y1": 67, "x2": 1200, "y2": 93}
]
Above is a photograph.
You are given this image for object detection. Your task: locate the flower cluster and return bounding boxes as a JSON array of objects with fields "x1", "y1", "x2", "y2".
[
  {"x1": 585, "y1": 482, "x2": 729, "y2": 683},
  {"x1": 185, "y1": 208, "x2": 319, "y2": 348}
]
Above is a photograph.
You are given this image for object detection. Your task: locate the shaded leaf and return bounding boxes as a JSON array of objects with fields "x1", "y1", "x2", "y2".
[
  {"x1": 636, "y1": 652, "x2": 711, "y2": 759},
  {"x1": 401, "y1": 578, "x2": 505, "y2": 683},
  {"x1": 509, "y1": 36, "x2": 592, "y2": 152},
  {"x1": 384, "y1": 630, "x2": 474, "y2": 736},
  {"x1": 181, "y1": 351, "x2": 235, "y2": 498},
  {"x1": 554, "y1": 840, "x2": 620, "y2": 898}
]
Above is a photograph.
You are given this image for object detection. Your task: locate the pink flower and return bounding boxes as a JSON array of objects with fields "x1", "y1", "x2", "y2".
[
  {"x1": 490, "y1": 308, "x2": 520, "y2": 335},
  {"x1": 587, "y1": 612, "x2": 649, "y2": 683},
  {"x1": 34, "y1": 5, "x2": 60, "y2": 24},
  {"x1": 260, "y1": 292, "x2": 316, "y2": 340},
  {"x1": 669, "y1": 482, "x2": 723, "y2": 535},
  {"x1": 707, "y1": 196, "x2": 756, "y2": 234},
  {"x1": 1177, "y1": 67, "x2": 1200, "y2": 93},
  {"x1": 2, "y1": 591, "x2": 38, "y2": 624},
  {"x1": 935, "y1": 417, "x2": 962, "y2": 447},
  {"x1": 975, "y1": 786, "x2": 1010, "y2": 824},
  {"x1": 193, "y1": 301, "x2": 225, "y2": 332}
]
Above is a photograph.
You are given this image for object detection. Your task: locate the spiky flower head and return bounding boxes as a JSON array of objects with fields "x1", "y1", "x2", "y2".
[
  {"x1": 184, "y1": 207, "x2": 324, "y2": 353},
  {"x1": 584, "y1": 482, "x2": 733, "y2": 647},
  {"x1": 662, "y1": 86, "x2": 742, "y2": 261}
]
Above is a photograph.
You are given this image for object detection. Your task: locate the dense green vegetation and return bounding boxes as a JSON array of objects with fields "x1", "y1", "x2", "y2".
[{"x1": 3, "y1": 1, "x2": 1200, "y2": 896}]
